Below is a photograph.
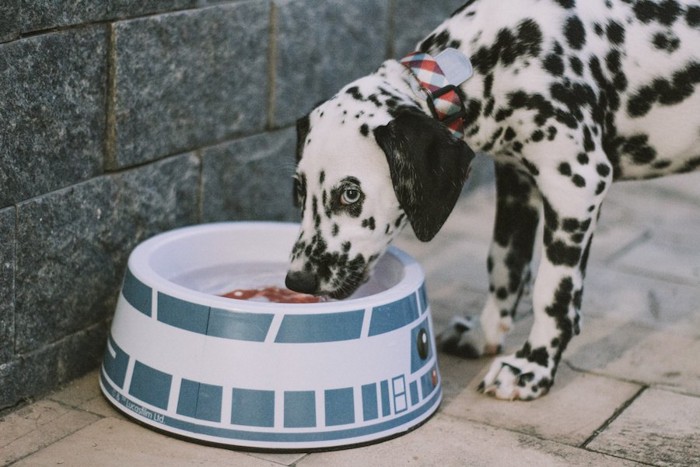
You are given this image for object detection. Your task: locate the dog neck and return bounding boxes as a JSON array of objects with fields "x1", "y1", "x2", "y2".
[{"x1": 399, "y1": 49, "x2": 474, "y2": 139}]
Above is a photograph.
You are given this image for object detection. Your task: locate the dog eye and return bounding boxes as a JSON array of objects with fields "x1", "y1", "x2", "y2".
[{"x1": 340, "y1": 187, "x2": 362, "y2": 205}]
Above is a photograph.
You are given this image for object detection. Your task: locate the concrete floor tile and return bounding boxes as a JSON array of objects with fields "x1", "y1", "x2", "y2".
[
  {"x1": 296, "y1": 414, "x2": 636, "y2": 467},
  {"x1": 580, "y1": 267, "x2": 700, "y2": 330},
  {"x1": 12, "y1": 418, "x2": 280, "y2": 467},
  {"x1": 1, "y1": 400, "x2": 100, "y2": 465},
  {"x1": 587, "y1": 388, "x2": 700, "y2": 466},
  {"x1": 48, "y1": 370, "x2": 103, "y2": 408},
  {"x1": 588, "y1": 331, "x2": 700, "y2": 396},
  {"x1": 442, "y1": 364, "x2": 641, "y2": 446},
  {"x1": 614, "y1": 230, "x2": 700, "y2": 285}
]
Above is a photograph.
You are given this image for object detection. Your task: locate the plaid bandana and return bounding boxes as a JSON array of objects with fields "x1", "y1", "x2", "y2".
[{"x1": 400, "y1": 50, "x2": 471, "y2": 138}]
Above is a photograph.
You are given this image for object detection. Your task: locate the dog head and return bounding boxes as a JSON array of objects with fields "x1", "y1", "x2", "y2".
[{"x1": 285, "y1": 63, "x2": 475, "y2": 299}]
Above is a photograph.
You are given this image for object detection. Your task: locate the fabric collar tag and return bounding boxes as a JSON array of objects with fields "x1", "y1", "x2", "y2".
[{"x1": 400, "y1": 48, "x2": 473, "y2": 138}]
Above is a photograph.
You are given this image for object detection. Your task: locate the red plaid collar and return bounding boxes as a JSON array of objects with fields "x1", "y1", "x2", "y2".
[{"x1": 400, "y1": 49, "x2": 473, "y2": 138}]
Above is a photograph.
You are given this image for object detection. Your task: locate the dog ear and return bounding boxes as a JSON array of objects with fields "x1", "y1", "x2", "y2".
[
  {"x1": 374, "y1": 108, "x2": 475, "y2": 241},
  {"x1": 292, "y1": 115, "x2": 311, "y2": 208},
  {"x1": 295, "y1": 114, "x2": 311, "y2": 164}
]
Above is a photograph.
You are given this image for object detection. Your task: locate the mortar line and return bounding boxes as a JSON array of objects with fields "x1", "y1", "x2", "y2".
[{"x1": 580, "y1": 385, "x2": 648, "y2": 449}]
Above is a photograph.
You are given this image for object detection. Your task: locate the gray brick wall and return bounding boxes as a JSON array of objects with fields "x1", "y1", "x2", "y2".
[{"x1": 0, "y1": 0, "x2": 466, "y2": 410}]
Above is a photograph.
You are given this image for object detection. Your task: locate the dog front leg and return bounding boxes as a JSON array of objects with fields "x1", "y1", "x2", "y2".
[
  {"x1": 439, "y1": 161, "x2": 541, "y2": 358},
  {"x1": 479, "y1": 155, "x2": 612, "y2": 400}
]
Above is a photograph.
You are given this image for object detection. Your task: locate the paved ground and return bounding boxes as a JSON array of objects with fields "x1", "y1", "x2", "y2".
[{"x1": 3, "y1": 169, "x2": 699, "y2": 466}]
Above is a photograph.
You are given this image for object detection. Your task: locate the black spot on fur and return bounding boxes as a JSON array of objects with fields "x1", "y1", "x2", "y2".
[
  {"x1": 564, "y1": 16, "x2": 586, "y2": 50},
  {"x1": 626, "y1": 61, "x2": 700, "y2": 117},
  {"x1": 652, "y1": 31, "x2": 680, "y2": 52},
  {"x1": 572, "y1": 174, "x2": 586, "y2": 187},
  {"x1": 360, "y1": 123, "x2": 369, "y2": 136},
  {"x1": 472, "y1": 20, "x2": 543, "y2": 74},
  {"x1": 634, "y1": 0, "x2": 682, "y2": 26},
  {"x1": 605, "y1": 20, "x2": 625, "y2": 45},
  {"x1": 569, "y1": 56, "x2": 584, "y2": 76},
  {"x1": 345, "y1": 86, "x2": 362, "y2": 100},
  {"x1": 554, "y1": 0, "x2": 576, "y2": 8},
  {"x1": 559, "y1": 162, "x2": 573, "y2": 176},
  {"x1": 687, "y1": 6, "x2": 700, "y2": 27},
  {"x1": 544, "y1": 53, "x2": 565, "y2": 76}
]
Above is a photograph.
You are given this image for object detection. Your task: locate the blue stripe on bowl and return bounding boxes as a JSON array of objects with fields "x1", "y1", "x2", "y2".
[
  {"x1": 325, "y1": 388, "x2": 355, "y2": 426},
  {"x1": 231, "y1": 388, "x2": 275, "y2": 427},
  {"x1": 368, "y1": 292, "x2": 420, "y2": 336},
  {"x1": 157, "y1": 293, "x2": 210, "y2": 334},
  {"x1": 207, "y1": 308, "x2": 273, "y2": 342},
  {"x1": 410, "y1": 381, "x2": 419, "y2": 406},
  {"x1": 102, "y1": 369, "x2": 442, "y2": 445},
  {"x1": 380, "y1": 380, "x2": 391, "y2": 416},
  {"x1": 177, "y1": 379, "x2": 223, "y2": 423},
  {"x1": 418, "y1": 284, "x2": 428, "y2": 314},
  {"x1": 274, "y1": 310, "x2": 365, "y2": 343},
  {"x1": 284, "y1": 391, "x2": 316, "y2": 428},
  {"x1": 122, "y1": 268, "x2": 152, "y2": 316},
  {"x1": 102, "y1": 334, "x2": 129, "y2": 389},
  {"x1": 129, "y1": 361, "x2": 172, "y2": 410},
  {"x1": 361, "y1": 383, "x2": 378, "y2": 421}
]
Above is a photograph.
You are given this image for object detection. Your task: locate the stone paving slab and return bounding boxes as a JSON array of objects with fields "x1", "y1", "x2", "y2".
[
  {"x1": 295, "y1": 414, "x2": 636, "y2": 467},
  {"x1": 1, "y1": 400, "x2": 101, "y2": 465},
  {"x1": 567, "y1": 317, "x2": 700, "y2": 397},
  {"x1": 587, "y1": 388, "x2": 700, "y2": 466},
  {"x1": 12, "y1": 418, "x2": 280, "y2": 467},
  {"x1": 442, "y1": 363, "x2": 642, "y2": 447},
  {"x1": 614, "y1": 229, "x2": 700, "y2": 285}
]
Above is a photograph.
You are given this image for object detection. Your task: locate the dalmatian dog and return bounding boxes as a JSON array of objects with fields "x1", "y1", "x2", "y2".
[{"x1": 285, "y1": 0, "x2": 700, "y2": 400}]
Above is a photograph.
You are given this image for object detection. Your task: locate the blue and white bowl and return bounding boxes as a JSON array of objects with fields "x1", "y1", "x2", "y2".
[{"x1": 99, "y1": 222, "x2": 442, "y2": 450}]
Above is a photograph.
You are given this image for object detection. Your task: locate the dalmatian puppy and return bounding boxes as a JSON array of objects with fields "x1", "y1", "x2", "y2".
[{"x1": 286, "y1": 0, "x2": 700, "y2": 400}]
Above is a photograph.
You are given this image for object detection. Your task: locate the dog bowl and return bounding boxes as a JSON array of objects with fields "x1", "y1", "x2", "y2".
[{"x1": 99, "y1": 222, "x2": 441, "y2": 450}]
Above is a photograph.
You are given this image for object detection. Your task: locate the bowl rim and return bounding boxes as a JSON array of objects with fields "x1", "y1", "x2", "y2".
[{"x1": 127, "y1": 221, "x2": 424, "y2": 313}]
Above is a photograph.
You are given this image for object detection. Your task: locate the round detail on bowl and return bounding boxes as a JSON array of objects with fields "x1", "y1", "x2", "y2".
[{"x1": 99, "y1": 222, "x2": 441, "y2": 450}]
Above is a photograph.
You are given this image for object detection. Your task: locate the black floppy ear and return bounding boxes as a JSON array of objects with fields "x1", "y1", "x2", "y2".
[
  {"x1": 295, "y1": 114, "x2": 311, "y2": 164},
  {"x1": 374, "y1": 109, "x2": 475, "y2": 241},
  {"x1": 293, "y1": 115, "x2": 311, "y2": 208}
]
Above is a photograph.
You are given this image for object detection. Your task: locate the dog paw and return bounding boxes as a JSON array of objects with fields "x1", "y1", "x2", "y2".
[
  {"x1": 477, "y1": 354, "x2": 553, "y2": 401},
  {"x1": 437, "y1": 316, "x2": 502, "y2": 359}
]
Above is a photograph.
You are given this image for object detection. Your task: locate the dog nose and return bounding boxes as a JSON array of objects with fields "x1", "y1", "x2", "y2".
[{"x1": 285, "y1": 271, "x2": 318, "y2": 295}]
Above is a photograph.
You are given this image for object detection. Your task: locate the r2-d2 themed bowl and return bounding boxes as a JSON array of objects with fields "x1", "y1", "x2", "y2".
[{"x1": 99, "y1": 222, "x2": 442, "y2": 450}]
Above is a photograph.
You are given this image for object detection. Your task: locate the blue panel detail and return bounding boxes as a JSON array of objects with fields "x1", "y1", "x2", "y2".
[
  {"x1": 410, "y1": 381, "x2": 419, "y2": 406},
  {"x1": 368, "y1": 294, "x2": 420, "y2": 336},
  {"x1": 284, "y1": 391, "x2": 316, "y2": 428},
  {"x1": 102, "y1": 370, "x2": 442, "y2": 444},
  {"x1": 176, "y1": 379, "x2": 199, "y2": 418},
  {"x1": 102, "y1": 334, "x2": 129, "y2": 388},
  {"x1": 410, "y1": 316, "x2": 433, "y2": 374},
  {"x1": 231, "y1": 388, "x2": 274, "y2": 427},
  {"x1": 392, "y1": 376, "x2": 408, "y2": 414},
  {"x1": 417, "y1": 284, "x2": 428, "y2": 314},
  {"x1": 275, "y1": 310, "x2": 364, "y2": 343},
  {"x1": 207, "y1": 308, "x2": 274, "y2": 342},
  {"x1": 324, "y1": 388, "x2": 355, "y2": 426},
  {"x1": 195, "y1": 382, "x2": 223, "y2": 422},
  {"x1": 361, "y1": 383, "x2": 378, "y2": 421},
  {"x1": 420, "y1": 365, "x2": 438, "y2": 400},
  {"x1": 158, "y1": 293, "x2": 210, "y2": 334},
  {"x1": 380, "y1": 380, "x2": 391, "y2": 416},
  {"x1": 122, "y1": 268, "x2": 152, "y2": 316},
  {"x1": 129, "y1": 361, "x2": 172, "y2": 410}
]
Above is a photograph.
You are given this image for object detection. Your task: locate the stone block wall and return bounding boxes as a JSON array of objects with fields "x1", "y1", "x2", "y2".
[{"x1": 0, "y1": 0, "x2": 467, "y2": 410}]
